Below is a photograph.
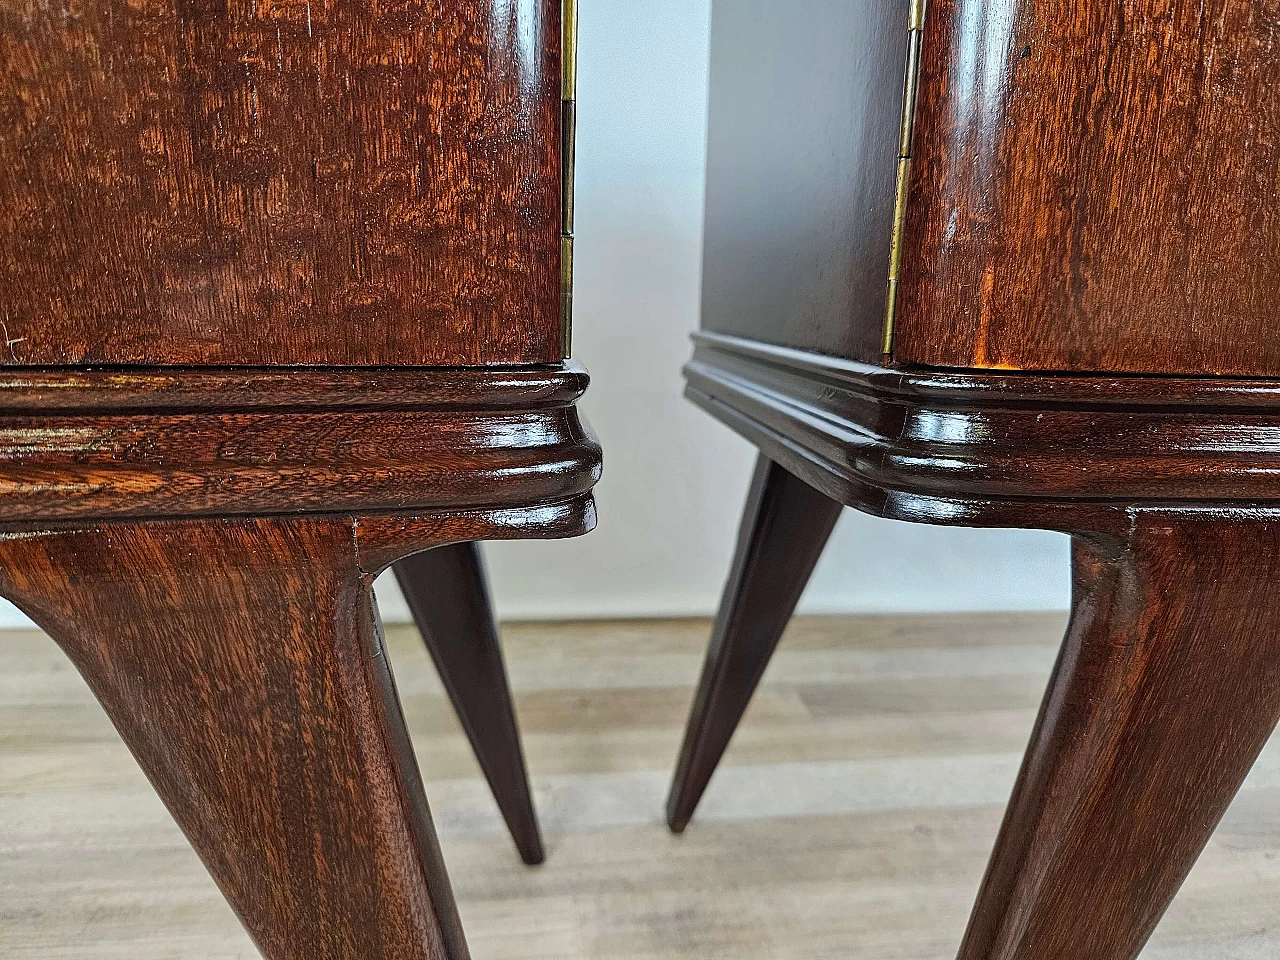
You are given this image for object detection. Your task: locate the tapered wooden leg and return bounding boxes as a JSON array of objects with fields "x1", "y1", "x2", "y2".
[
  {"x1": 394, "y1": 542, "x2": 544, "y2": 865},
  {"x1": 959, "y1": 511, "x2": 1280, "y2": 960},
  {"x1": 666, "y1": 454, "x2": 843, "y2": 832},
  {"x1": 0, "y1": 517, "x2": 470, "y2": 960}
]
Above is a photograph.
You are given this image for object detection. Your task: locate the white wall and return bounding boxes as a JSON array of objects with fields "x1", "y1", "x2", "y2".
[
  {"x1": 0, "y1": 0, "x2": 1070, "y2": 631},
  {"x1": 375, "y1": 0, "x2": 1071, "y2": 624}
]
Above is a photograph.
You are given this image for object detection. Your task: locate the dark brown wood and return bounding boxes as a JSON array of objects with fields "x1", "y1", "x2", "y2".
[
  {"x1": 896, "y1": 0, "x2": 1280, "y2": 376},
  {"x1": 394, "y1": 542, "x2": 544, "y2": 865},
  {"x1": 666, "y1": 454, "x2": 841, "y2": 833},
  {"x1": 0, "y1": 363, "x2": 599, "y2": 522},
  {"x1": 0, "y1": 363, "x2": 598, "y2": 956},
  {"x1": 0, "y1": 516, "x2": 475, "y2": 960},
  {"x1": 680, "y1": 331, "x2": 1280, "y2": 952},
  {"x1": 698, "y1": 0, "x2": 906, "y2": 362},
  {"x1": 0, "y1": 0, "x2": 564, "y2": 366},
  {"x1": 685, "y1": 331, "x2": 1280, "y2": 526},
  {"x1": 0, "y1": 365, "x2": 592, "y2": 412},
  {"x1": 686, "y1": 0, "x2": 1280, "y2": 945},
  {"x1": 958, "y1": 514, "x2": 1280, "y2": 960},
  {"x1": 0, "y1": 0, "x2": 589, "y2": 951}
]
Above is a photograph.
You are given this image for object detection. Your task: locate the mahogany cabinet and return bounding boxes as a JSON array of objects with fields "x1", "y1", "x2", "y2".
[
  {"x1": 671, "y1": 2, "x2": 1280, "y2": 958},
  {"x1": 0, "y1": 0, "x2": 594, "y2": 958}
]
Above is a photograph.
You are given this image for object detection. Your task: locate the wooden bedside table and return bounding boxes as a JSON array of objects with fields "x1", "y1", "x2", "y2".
[
  {"x1": 0, "y1": 0, "x2": 594, "y2": 958},
  {"x1": 668, "y1": 1, "x2": 1280, "y2": 958}
]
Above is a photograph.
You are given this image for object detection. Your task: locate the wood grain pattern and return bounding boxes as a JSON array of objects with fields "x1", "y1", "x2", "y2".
[
  {"x1": 0, "y1": 516, "x2": 474, "y2": 960},
  {"x1": 0, "y1": 360, "x2": 599, "y2": 956},
  {"x1": 895, "y1": 0, "x2": 1280, "y2": 375},
  {"x1": 0, "y1": 363, "x2": 600, "y2": 522},
  {"x1": 959, "y1": 514, "x2": 1280, "y2": 959},
  {"x1": 682, "y1": 330, "x2": 1280, "y2": 955},
  {"x1": 395, "y1": 542, "x2": 544, "y2": 865},
  {"x1": 685, "y1": 331, "x2": 1280, "y2": 527},
  {"x1": 0, "y1": 365, "x2": 591, "y2": 412},
  {"x1": 666, "y1": 454, "x2": 842, "y2": 832},
  {"x1": 0, "y1": 0, "x2": 563, "y2": 366},
  {"x1": 10, "y1": 613, "x2": 1280, "y2": 959},
  {"x1": 698, "y1": 0, "x2": 907, "y2": 362}
]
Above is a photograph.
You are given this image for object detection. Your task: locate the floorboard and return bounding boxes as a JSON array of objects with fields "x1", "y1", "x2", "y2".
[{"x1": 3, "y1": 612, "x2": 1277, "y2": 958}]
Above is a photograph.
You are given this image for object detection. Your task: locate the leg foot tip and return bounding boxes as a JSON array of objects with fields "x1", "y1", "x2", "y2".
[{"x1": 517, "y1": 837, "x2": 546, "y2": 866}]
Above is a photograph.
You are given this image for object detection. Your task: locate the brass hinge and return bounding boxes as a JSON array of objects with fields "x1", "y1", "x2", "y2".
[
  {"x1": 561, "y1": 0, "x2": 579, "y2": 354},
  {"x1": 883, "y1": 0, "x2": 927, "y2": 356}
]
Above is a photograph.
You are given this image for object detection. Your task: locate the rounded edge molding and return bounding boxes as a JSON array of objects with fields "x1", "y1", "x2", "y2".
[
  {"x1": 686, "y1": 332, "x2": 1280, "y2": 527},
  {"x1": 0, "y1": 363, "x2": 601, "y2": 523}
]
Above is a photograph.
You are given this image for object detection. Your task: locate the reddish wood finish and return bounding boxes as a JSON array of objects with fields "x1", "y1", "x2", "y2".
[
  {"x1": 896, "y1": 0, "x2": 1280, "y2": 375},
  {"x1": 698, "y1": 0, "x2": 1280, "y2": 375},
  {"x1": 0, "y1": 366, "x2": 591, "y2": 412},
  {"x1": 395, "y1": 542, "x2": 544, "y2": 865},
  {"x1": 0, "y1": 0, "x2": 589, "y2": 952},
  {"x1": 0, "y1": 366, "x2": 599, "y2": 957},
  {"x1": 685, "y1": 0, "x2": 1280, "y2": 950},
  {"x1": 679, "y1": 331, "x2": 1280, "y2": 953},
  {"x1": 0, "y1": 364, "x2": 597, "y2": 522},
  {"x1": 959, "y1": 514, "x2": 1280, "y2": 960},
  {"x1": 685, "y1": 332, "x2": 1280, "y2": 521},
  {"x1": 0, "y1": 516, "x2": 475, "y2": 960},
  {"x1": 666, "y1": 454, "x2": 841, "y2": 832},
  {"x1": 0, "y1": 0, "x2": 564, "y2": 366}
]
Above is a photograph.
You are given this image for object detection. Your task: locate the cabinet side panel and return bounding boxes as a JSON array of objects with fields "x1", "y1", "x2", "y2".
[
  {"x1": 895, "y1": 0, "x2": 1280, "y2": 376},
  {"x1": 699, "y1": 0, "x2": 908, "y2": 362},
  {"x1": 0, "y1": 0, "x2": 563, "y2": 366}
]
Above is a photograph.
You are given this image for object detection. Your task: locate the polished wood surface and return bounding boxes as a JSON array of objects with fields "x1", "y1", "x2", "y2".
[
  {"x1": 958, "y1": 516, "x2": 1280, "y2": 960},
  {"x1": 395, "y1": 542, "x2": 544, "y2": 866},
  {"x1": 0, "y1": 364, "x2": 598, "y2": 958},
  {"x1": 0, "y1": 363, "x2": 598, "y2": 522},
  {"x1": 0, "y1": 0, "x2": 590, "y2": 953},
  {"x1": 0, "y1": 0, "x2": 564, "y2": 365},
  {"x1": 896, "y1": 0, "x2": 1280, "y2": 375},
  {"x1": 683, "y1": 0, "x2": 1280, "y2": 951},
  {"x1": 698, "y1": 0, "x2": 1280, "y2": 374},
  {"x1": 680, "y1": 337, "x2": 1280, "y2": 955},
  {"x1": 685, "y1": 331, "x2": 1280, "y2": 526},
  {"x1": 0, "y1": 517, "x2": 470, "y2": 960},
  {"x1": 666, "y1": 455, "x2": 842, "y2": 832},
  {"x1": 698, "y1": 0, "x2": 905, "y2": 362},
  {"x1": 8, "y1": 614, "x2": 1280, "y2": 959}
]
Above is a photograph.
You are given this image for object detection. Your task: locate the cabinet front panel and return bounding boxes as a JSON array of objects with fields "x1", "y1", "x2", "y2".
[
  {"x1": 895, "y1": 0, "x2": 1280, "y2": 377},
  {"x1": 699, "y1": 0, "x2": 909, "y2": 363},
  {"x1": 0, "y1": 0, "x2": 562, "y2": 366}
]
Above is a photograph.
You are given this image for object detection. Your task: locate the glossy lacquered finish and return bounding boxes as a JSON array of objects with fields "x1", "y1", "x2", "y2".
[
  {"x1": 685, "y1": 331, "x2": 1280, "y2": 525},
  {"x1": 0, "y1": 517, "x2": 479, "y2": 960},
  {"x1": 959, "y1": 516, "x2": 1280, "y2": 959},
  {"x1": 0, "y1": 365, "x2": 598, "y2": 959},
  {"x1": 698, "y1": 0, "x2": 1280, "y2": 376},
  {"x1": 0, "y1": 0, "x2": 589, "y2": 953},
  {"x1": 395, "y1": 542, "x2": 545, "y2": 866},
  {"x1": 0, "y1": 0, "x2": 564, "y2": 365},
  {"x1": 698, "y1": 0, "x2": 906, "y2": 362},
  {"x1": 0, "y1": 363, "x2": 597, "y2": 521},
  {"x1": 0, "y1": 499, "x2": 595, "y2": 960},
  {"x1": 679, "y1": 0, "x2": 1280, "y2": 952},
  {"x1": 675, "y1": 339, "x2": 1280, "y2": 956},
  {"x1": 897, "y1": 0, "x2": 1280, "y2": 375},
  {"x1": 666, "y1": 455, "x2": 841, "y2": 833}
]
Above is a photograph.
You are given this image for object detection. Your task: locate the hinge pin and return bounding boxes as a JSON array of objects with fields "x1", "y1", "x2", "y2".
[{"x1": 883, "y1": 0, "x2": 927, "y2": 356}]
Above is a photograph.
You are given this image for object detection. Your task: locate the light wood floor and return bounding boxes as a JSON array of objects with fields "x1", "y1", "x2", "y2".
[{"x1": 4, "y1": 613, "x2": 1280, "y2": 958}]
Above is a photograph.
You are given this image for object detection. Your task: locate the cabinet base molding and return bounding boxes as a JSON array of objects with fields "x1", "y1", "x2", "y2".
[
  {"x1": 678, "y1": 331, "x2": 1280, "y2": 958},
  {"x1": 685, "y1": 330, "x2": 1280, "y2": 530},
  {"x1": 0, "y1": 362, "x2": 600, "y2": 523},
  {"x1": 0, "y1": 363, "x2": 599, "y2": 960}
]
